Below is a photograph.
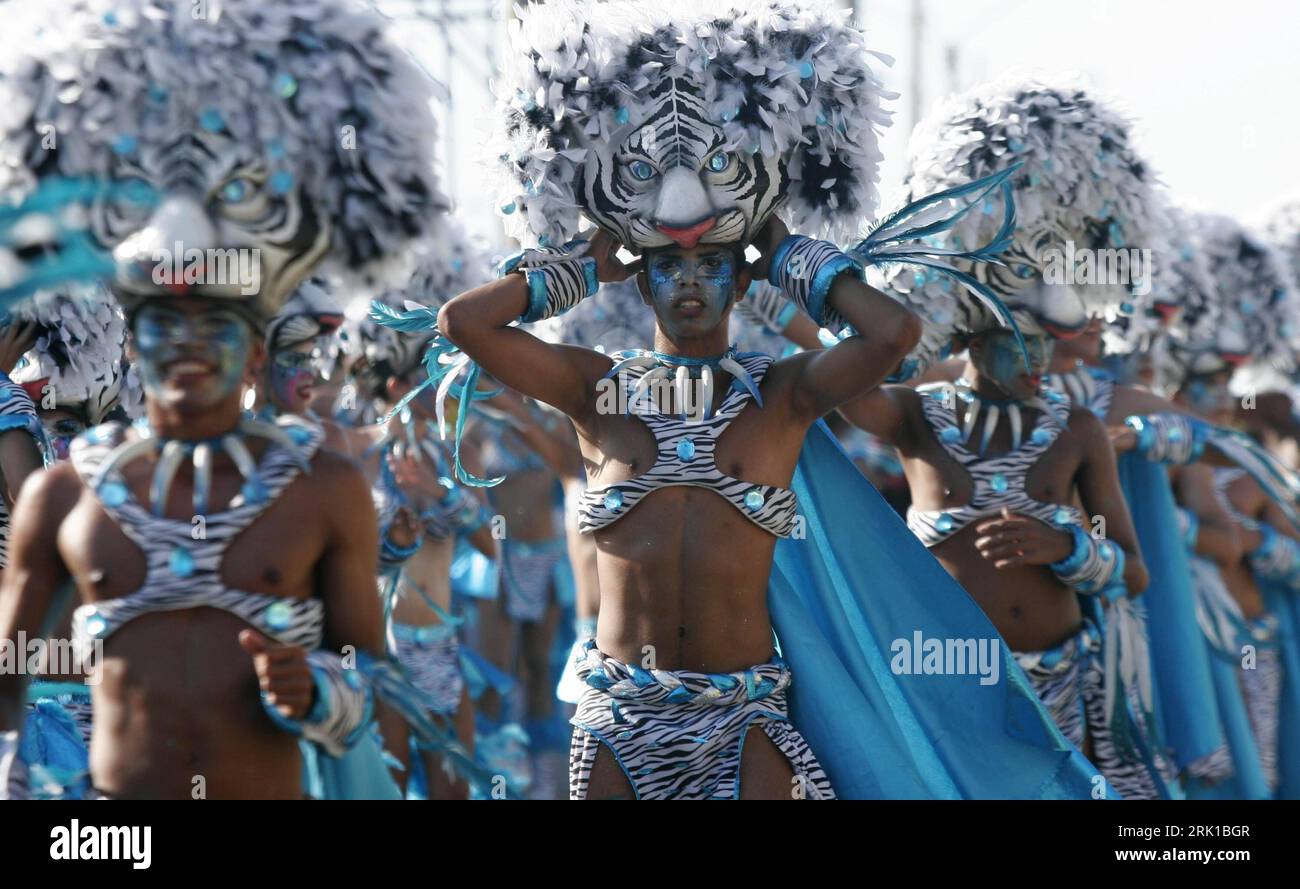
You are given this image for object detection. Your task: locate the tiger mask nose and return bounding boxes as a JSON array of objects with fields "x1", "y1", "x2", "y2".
[
  {"x1": 112, "y1": 195, "x2": 219, "y2": 294},
  {"x1": 653, "y1": 167, "x2": 716, "y2": 248}
]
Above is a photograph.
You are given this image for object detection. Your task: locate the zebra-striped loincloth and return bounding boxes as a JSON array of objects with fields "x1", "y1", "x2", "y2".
[
  {"x1": 501, "y1": 537, "x2": 565, "y2": 623},
  {"x1": 568, "y1": 641, "x2": 834, "y2": 800},
  {"x1": 1015, "y1": 622, "x2": 1163, "y2": 800},
  {"x1": 391, "y1": 622, "x2": 464, "y2": 719},
  {"x1": 1239, "y1": 644, "x2": 1283, "y2": 793}
]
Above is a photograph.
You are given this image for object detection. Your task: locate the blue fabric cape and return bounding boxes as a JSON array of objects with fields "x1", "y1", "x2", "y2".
[
  {"x1": 769, "y1": 421, "x2": 1109, "y2": 799},
  {"x1": 1116, "y1": 454, "x2": 1229, "y2": 774}
]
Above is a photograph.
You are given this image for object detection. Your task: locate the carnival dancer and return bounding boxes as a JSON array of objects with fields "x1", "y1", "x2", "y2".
[
  {"x1": 379, "y1": 1, "x2": 1111, "y2": 799},
  {"x1": 4, "y1": 289, "x2": 138, "y2": 796},
  {"x1": 844, "y1": 76, "x2": 1170, "y2": 798},
  {"x1": 349, "y1": 236, "x2": 501, "y2": 799},
  {"x1": 1149, "y1": 209, "x2": 1300, "y2": 799},
  {"x1": 0, "y1": 0, "x2": 461, "y2": 799}
]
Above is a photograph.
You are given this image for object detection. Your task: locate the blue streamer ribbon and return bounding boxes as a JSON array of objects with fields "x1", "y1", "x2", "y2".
[
  {"x1": 369, "y1": 300, "x2": 504, "y2": 487},
  {"x1": 846, "y1": 162, "x2": 1029, "y2": 370}
]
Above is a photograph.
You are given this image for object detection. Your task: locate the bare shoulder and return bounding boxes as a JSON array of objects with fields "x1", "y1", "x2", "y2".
[
  {"x1": 1065, "y1": 405, "x2": 1110, "y2": 451},
  {"x1": 17, "y1": 461, "x2": 83, "y2": 513},
  {"x1": 307, "y1": 448, "x2": 373, "y2": 506}
]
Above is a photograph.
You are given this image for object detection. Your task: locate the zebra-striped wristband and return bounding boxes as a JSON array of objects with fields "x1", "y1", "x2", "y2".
[
  {"x1": 1125, "y1": 413, "x2": 1206, "y2": 465},
  {"x1": 767, "y1": 234, "x2": 858, "y2": 330},
  {"x1": 261, "y1": 651, "x2": 373, "y2": 758},
  {"x1": 1050, "y1": 523, "x2": 1126, "y2": 600},
  {"x1": 500, "y1": 243, "x2": 599, "y2": 323},
  {"x1": 1248, "y1": 525, "x2": 1300, "y2": 586}
]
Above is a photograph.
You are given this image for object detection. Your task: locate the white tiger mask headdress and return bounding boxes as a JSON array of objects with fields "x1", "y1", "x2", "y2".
[
  {"x1": 0, "y1": 0, "x2": 446, "y2": 324},
  {"x1": 10, "y1": 286, "x2": 141, "y2": 427},
  {"x1": 886, "y1": 75, "x2": 1167, "y2": 368},
  {"x1": 491, "y1": 0, "x2": 892, "y2": 250}
]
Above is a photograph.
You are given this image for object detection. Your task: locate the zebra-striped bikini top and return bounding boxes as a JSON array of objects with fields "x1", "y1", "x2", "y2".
[
  {"x1": 1048, "y1": 364, "x2": 1114, "y2": 420},
  {"x1": 577, "y1": 351, "x2": 797, "y2": 537},
  {"x1": 68, "y1": 416, "x2": 327, "y2": 656},
  {"x1": 906, "y1": 382, "x2": 1082, "y2": 546},
  {"x1": 1212, "y1": 467, "x2": 1259, "y2": 532}
]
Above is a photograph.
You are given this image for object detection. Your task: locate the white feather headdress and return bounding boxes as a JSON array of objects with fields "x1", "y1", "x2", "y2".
[
  {"x1": 10, "y1": 285, "x2": 140, "y2": 424},
  {"x1": 488, "y1": 0, "x2": 893, "y2": 249},
  {"x1": 0, "y1": 0, "x2": 446, "y2": 280},
  {"x1": 886, "y1": 74, "x2": 1166, "y2": 366}
]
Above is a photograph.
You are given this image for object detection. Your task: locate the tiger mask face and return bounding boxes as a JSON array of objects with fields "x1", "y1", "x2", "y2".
[
  {"x1": 107, "y1": 131, "x2": 331, "y2": 321},
  {"x1": 582, "y1": 78, "x2": 786, "y2": 253}
]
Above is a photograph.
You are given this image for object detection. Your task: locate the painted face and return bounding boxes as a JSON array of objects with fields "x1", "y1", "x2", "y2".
[
  {"x1": 583, "y1": 77, "x2": 786, "y2": 251},
  {"x1": 974, "y1": 329, "x2": 1054, "y2": 401},
  {"x1": 1181, "y1": 372, "x2": 1233, "y2": 422},
  {"x1": 133, "y1": 300, "x2": 254, "y2": 412},
  {"x1": 107, "y1": 132, "x2": 331, "y2": 319},
  {"x1": 266, "y1": 340, "x2": 318, "y2": 415},
  {"x1": 643, "y1": 247, "x2": 738, "y2": 339},
  {"x1": 41, "y1": 410, "x2": 86, "y2": 462}
]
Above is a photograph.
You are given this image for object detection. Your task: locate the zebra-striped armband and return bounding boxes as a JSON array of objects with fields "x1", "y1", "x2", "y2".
[
  {"x1": 261, "y1": 651, "x2": 373, "y2": 758},
  {"x1": 1050, "y1": 524, "x2": 1126, "y2": 601},
  {"x1": 1177, "y1": 507, "x2": 1200, "y2": 550},
  {"x1": 500, "y1": 243, "x2": 599, "y2": 323},
  {"x1": 1248, "y1": 525, "x2": 1300, "y2": 587},
  {"x1": 0, "y1": 730, "x2": 28, "y2": 800},
  {"x1": 1125, "y1": 413, "x2": 1206, "y2": 465},
  {"x1": 767, "y1": 234, "x2": 858, "y2": 330}
]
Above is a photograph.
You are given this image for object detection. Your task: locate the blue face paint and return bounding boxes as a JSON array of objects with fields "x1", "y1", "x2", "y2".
[
  {"x1": 645, "y1": 248, "x2": 736, "y2": 336},
  {"x1": 134, "y1": 303, "x2": 252, "y2": 407},
  {"x1": 268, "y1": 345, "x2": 316, "y2": 413},
  {"x1": 975, "y1": 330, "x2": 1052, "y2": 399}
]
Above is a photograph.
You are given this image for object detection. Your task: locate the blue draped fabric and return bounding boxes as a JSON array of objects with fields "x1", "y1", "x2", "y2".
[
  {"x1": 1261, "y1": 581, "x2": 1300, "y2": 800},
  {"x1": 769, "y1": 421, "x2": 1110, "y2": 799},
  {"x1": 1185, "y1": 649, "x2": 1272, "y2": 800},
  {"x1": 1116, "y1": 454, "x2": 1229, "y2": 775},
  {"x1": 300, "y1": 730, "x2": 403, "y2": 800}
]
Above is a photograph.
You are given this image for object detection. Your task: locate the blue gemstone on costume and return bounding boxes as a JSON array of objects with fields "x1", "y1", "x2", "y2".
[
  {"x1": 501, "y1": 202, "x2": 516, "y2": 215},
  {"x1": 84, "y1": 611, "x2": 107, "y2": 638},
  {"x1": 267, "y1": 140, "x2": 286, "y2": 159},
  {"x1": 603, "y1": 490, "x2": 623, "y2": 511},
  {"x1": 960, "y1": 391, "x2": 974, "y2": 403},
  {"x1": 1119, "y1": 301, "x2": 1134, "y2": 314},
  {"x1": 273, "y1": 72, "x2": 298, "y2": 98},
  {"x1": 815, "y1": 113, "x2": 827, "y2": 125},
  {"x1": 269, "y1": 170, "x2": 295, "y2": 195},
  {"x1": 745, "y1": 489, "x2": 765, "y2": 511},
  {"x1": 722, "y1": 107, "x2": 739, "y2": 122},
  {"x1": 103, "y1": 11, "x2": 119, "y2": 25},
  {"x1": 990, "y1": 473, "x2": 1008, "y2": 494},
  {"x1": 148, "y1": 84, "x2": 168, "y2": 104},
  {"x1": 1031, "y1": 427, "x2": 1051, "y2": 445},
  {"x1": 168, "y1": 546, "x2": 195, "y2": 578},
  {"x1": 1054, "y1": 508, "x2": 1073, "y2": 524},
  {"x1": 1040, "y1": 648, "x2": 1064, "y2": 669},
  {"x1": 799, "y1": 60, "x2": 815, "y2": 79},
  {"x1": 940, "y1": 426, "x2": 961, "y2": 443},
  {"x1": 538, "y1": 234, "x2": 551, "y2": 248},
  {"x1": 199, "y1": 108, "x2": 226, "y2": 132},
  {"x1": 98, "y1": 479, "x2": 129, "y2": 507},
  {"x1": 241, "y1": 480, "x2": 267, "y2": 506},
  {"x1": 287, "y1": 425, "x2": 311, "y2": 445},
  {"x1": 935, "y1": 513, "x2": 955, "y2": 533},
  {"x1": 111, "y1": 134, "x2": 137, "y2": 156},
  {"x1": 676, "y1": 438, "x2": 696, "y2": 461},
  {"x1": 266, "y1": 601, "x2": 294, "y2": 632},
  {"x1": 1008, "y1": 138, "x2": 1024, "y2": 152},
  {"x1": 614, "y1": 107, "x2": 630, "y2": 125},
  {"x1": 1100, "y1": 544, "x2": 1113, "y2": 560}
]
